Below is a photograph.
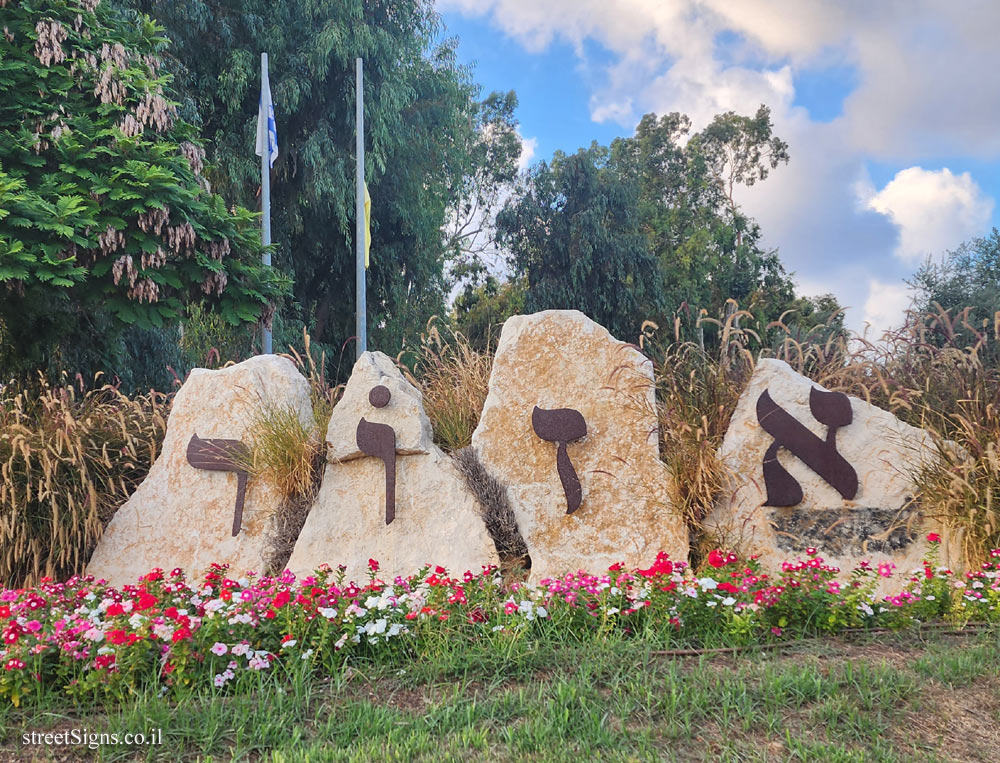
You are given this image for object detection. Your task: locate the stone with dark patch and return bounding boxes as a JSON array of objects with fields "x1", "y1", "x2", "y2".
[{"x1": 770, "y1": 500, "x2": 919, "y2": 557}]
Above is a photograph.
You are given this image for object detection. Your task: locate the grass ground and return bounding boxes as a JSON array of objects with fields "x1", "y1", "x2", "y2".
[{"x1": 0, "y1": 628, "x2": 996, "y2": 762}]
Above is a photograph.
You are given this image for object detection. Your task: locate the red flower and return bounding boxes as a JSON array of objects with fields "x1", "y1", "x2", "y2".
[
  {"x1": 171, "y1": 627, "x2": 192, "y2": 643},
  {"x1": 272, "y1": 590, "x2": 291, "y2": 609},
  {"x1": 717, "y1": 582, "x2": 739, "y2": 594},
  {"x1": 638, "y1": 552, "x2": 673, "y2": 578},
  {"x1": 927, "y1": 533, "x2": 941, "y2": 543},
  {"x1": 107, "y1": 629, "x2": 128, "y2": 645},
  {"x1": 608, "y1": 562, "x2": 624, "y2": 572},
  {"x1": 708, "y1": 549, "x2": 728, "y2": 568},
  {"x1": 368, "y1": 559, "x2": 380, "y2": 573},
  {"x1": 0, "y1": 605, "x2": 10, "y2": 619},
  {"x1": 135, "y1": 591, "x2": 158, "y2": 612},
  {"x1": 106, "y1": 602, "x2": 125, "y2": 616}
]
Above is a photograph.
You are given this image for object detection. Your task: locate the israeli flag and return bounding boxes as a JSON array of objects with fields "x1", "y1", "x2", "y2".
[{"x1": 255, "y1": 60, "x2": 278, "y2": 168}]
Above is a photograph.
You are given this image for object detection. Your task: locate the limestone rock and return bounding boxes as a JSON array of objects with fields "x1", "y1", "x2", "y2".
[
  {"x1": 706, "y1": 359, "x2": 957, "y2": 590},
  {"x1": 88, "y1": 356, "x2": 314, "y2": 587},
  {"x1": 471, "y1": 310, "x2": 687, "y2": 581},
  {"x1": 287, "y1": 351, "x2": 498, "y2": 582},
  {"x1": 326, "y1": 351, "x2": 433, "y2": 461}
]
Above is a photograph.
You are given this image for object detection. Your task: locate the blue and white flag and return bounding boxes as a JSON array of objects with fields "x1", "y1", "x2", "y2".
[{"x1": 255, "y1": 63, "x2": 278, "y2": 168}]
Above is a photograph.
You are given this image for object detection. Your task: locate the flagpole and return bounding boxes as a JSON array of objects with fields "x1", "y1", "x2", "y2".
[
  {"x1": 260, "y1": 52, "x2": 273, "y2": 355},
  {"x1": 355, "y1": 57, "x2": 367, "y2": 359}
]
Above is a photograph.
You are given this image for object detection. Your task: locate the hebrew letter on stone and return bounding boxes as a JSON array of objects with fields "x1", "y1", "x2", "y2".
[
  {"x1": 357, "y1": 417, "x2": 397, "y2": 525},
  {"x1": 186, "y1": 433, "x2": 251, "y2": 536},
  {"x1": 532, "y1": 406, "x2": 587, "y2": 514},
  {"x1": 756, "y1": 387, "x2": 859, "y2": 507}
]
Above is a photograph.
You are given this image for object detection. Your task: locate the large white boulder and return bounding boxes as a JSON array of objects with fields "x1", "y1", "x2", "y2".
[
  {"x1": 287, "y1": 351, "x2": 498, "y2": 582},
  {"x1": 706, "y1": 359, "x2": 958, "y2": 589},
  {"x1": 88, "y1": 355, "x2": 314, "y2": 586},
  {"x1": 471, "y1": 310, "x2": 687, "y2": 581}
]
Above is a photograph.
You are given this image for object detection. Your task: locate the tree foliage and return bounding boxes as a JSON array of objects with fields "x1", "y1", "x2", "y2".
[
  {"x1": 496, "y1": 144, "x2": 661, "y2": 341},
  {"x1": 0, "y1": 0, "x2": 285, "y2": 379},
  {"x1": 910, "y1": 229, "x2": 1000, "y2": 330},
  {"x1": 116, "y1": 0, "x2": 520, "y2": 358},
  {"x1": 496, "y1": 107, "x2": 803, "y2": 345}
]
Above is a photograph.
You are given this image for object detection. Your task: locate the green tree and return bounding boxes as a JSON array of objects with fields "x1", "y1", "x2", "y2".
[
  {"x1": 451, "y1": 275, "x2": 526, "y2": 351},
  {"x1": 0, "y1": 0, "x2": 285, "y2": 383},
  {"x1": 116, "y1": 0, "x2": 520, "y2": 360},
  {"x1": 496, "y1": 144, "x2": 663, "y2": 342},
  {"x1": 910, "y1": 229, "x2": 1000, "y2": 339},
  {"x1": 496, "y1": 108, "x2": 798, "y2": 345},
  {"x1": 609, "y1": 108, "x2": 794, "y2": 342}
]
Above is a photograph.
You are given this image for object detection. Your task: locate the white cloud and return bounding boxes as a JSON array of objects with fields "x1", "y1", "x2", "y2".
[
  {"x1": 863, "y1": 278, "x2": 913, "y2": 337},
  {"x1": 863, "y1": 167, "x2": 994, "y2": 264},
  {"x1": 517, "y1": 134, "x2": 538, "y2": 171},
  {"x1": 439, "y1": 0, "x2": 1000, "y2": 336}
]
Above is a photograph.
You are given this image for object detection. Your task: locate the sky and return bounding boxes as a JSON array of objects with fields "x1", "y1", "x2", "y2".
[{"x1": 436, "y1": 0, "x2": 1000, "y2": 336}]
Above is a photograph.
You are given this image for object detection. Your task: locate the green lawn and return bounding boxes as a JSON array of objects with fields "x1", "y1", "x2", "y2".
[{"x1": 1, "y1": 629, "x2": 998, "y2": 762}]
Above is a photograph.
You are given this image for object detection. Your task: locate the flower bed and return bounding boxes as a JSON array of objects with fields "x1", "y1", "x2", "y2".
[{"x1": 1, "y1": 538, "x2": 998, "y2": 707}]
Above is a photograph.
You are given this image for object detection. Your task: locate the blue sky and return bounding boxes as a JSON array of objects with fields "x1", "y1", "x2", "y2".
[{"x1": 438, "y1": 1, "x2": 1000, "y2": 335}]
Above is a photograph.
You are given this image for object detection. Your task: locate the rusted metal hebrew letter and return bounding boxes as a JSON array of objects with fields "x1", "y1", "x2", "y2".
[
  {"x1": 756, "y1": 387, "x2": 858, "y2": 507},
  {"x1": 357, "y1": 385, "x2": 396, "y2": 525},
  {"x1": 186, "y1": 433, "x2": 251, "y2": 536},
  {"x1": 532, "y1": 406, "x2": 587, "y2": 514}
]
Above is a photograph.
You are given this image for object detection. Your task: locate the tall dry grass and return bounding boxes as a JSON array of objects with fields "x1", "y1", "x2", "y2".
[
  {"x1": 0, "y1": 377, "x2": 168, "y2": 588},
  {"x1": 407, "y1": 318, "x2": 493, "y2": 452}
]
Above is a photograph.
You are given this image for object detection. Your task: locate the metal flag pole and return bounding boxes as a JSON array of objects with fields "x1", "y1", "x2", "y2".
[
  {"x1": 261, "y1": 52, "x2": 273, "y2": 355},
  {"x1": 355, "y1": 57, "x2": 367, "y2": 359}
]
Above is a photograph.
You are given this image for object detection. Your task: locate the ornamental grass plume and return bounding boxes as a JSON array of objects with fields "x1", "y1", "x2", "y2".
[
  {"x1": 0, "y1": 376, "x2": 168, "y2": 588},
  {"x1": 407, "y1": 317, "x2": 493, "y2": 452}
]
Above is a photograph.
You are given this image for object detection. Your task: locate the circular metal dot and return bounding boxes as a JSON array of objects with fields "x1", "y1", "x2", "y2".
[{"x1": 369, "y1": 385, "x2": 391, "y2": 408}]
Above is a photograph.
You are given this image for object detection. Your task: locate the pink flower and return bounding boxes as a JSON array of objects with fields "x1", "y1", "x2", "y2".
[
  {"x1": 927, "y1": 533, "x2": 941, "y2": 543},
  {"x1": 211, "y1": 642, "x2": 228, "y2": 656},
  {"x1": 878, "y1": 562, "x2": 895, "y2": 578}
]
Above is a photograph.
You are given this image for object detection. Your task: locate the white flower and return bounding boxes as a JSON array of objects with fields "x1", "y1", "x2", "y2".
[
  {"x1": 300, "y1": 649, "x2": 314, "y2": 661},
  {"x1": 721, "y1": 597, "x2": 736, "y2": 607},
  {"x1": 387, "y1": 623, "x2": 403, "y2": 637},
  {"x1": 705, "y1": 600, "x2": 718, "y2": 607},
  {"x1": 318, "y1": 607, "x2": 337, "y2": 620},
  {"x1": 605, "y1": 607, "x2": 620, "y2": 616},
  {"x1": 698, "y1": 577, "x2": 718, "y2": 590},
  {"x1": 492, "y1": 625, "x2": 504, "y2": 632},
  {"x1": 926, "y1": 595, "x2": 936, "y2": 601},
  {"x1": 128, "y1": 614, "x2": 145, "y2": 629},
  {"x1": 231, "y1": 643, "x2": 250, "y2": 657},
  {"x1": 97, "y1": 646, "x2": 115, "y2": 655},
  {"x1": 281, "y1": 639, "x2": 297, "y2": 649},
  {"x1": 535, "y1": 606, "x2": 548, "y2": 619},
  {"x1": 214, "y1": 674, "x2": 226, "y2": 687},
  {"x1": 238, "y1": 578, "x2": 250, "y2": 588}
]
